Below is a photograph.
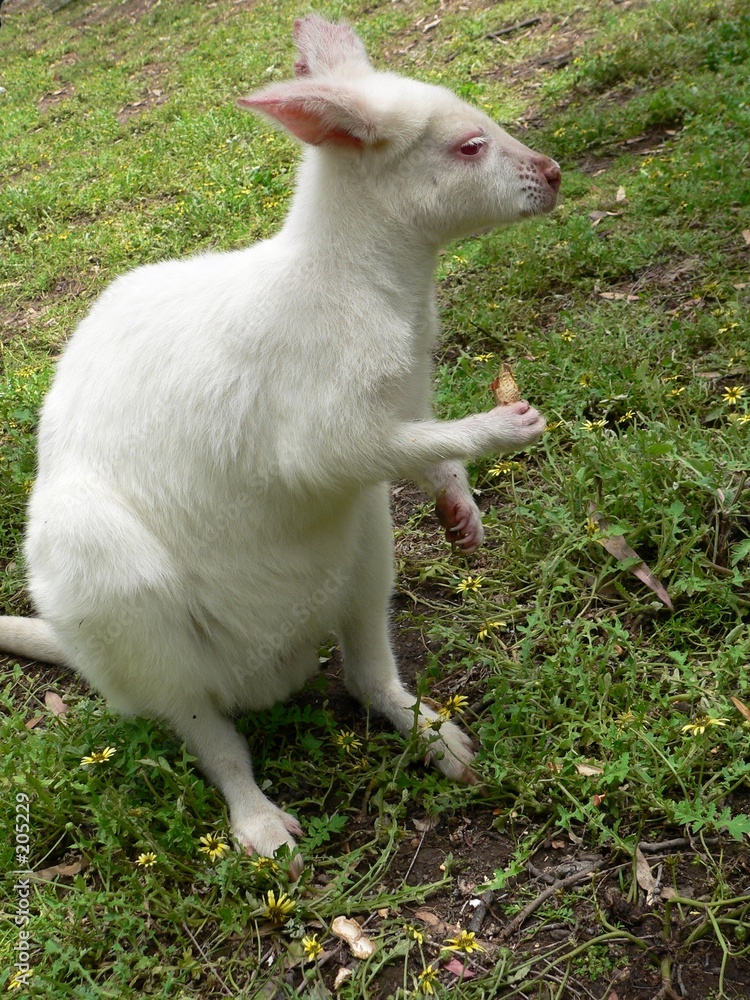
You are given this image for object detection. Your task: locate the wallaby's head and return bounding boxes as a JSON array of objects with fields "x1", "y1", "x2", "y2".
[{"x1": 238, "y1": 14, "x2": 560, "y2": 245}]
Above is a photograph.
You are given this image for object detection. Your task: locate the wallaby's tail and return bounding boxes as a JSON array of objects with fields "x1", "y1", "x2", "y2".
[{"x1": 0, "y1": 617, "x2": 63, "y2": 665}]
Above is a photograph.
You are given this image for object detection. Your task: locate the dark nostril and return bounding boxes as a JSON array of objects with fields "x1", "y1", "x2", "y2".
[{"x1": 543, "y1": 160, "x2": 562, "y2": 193}]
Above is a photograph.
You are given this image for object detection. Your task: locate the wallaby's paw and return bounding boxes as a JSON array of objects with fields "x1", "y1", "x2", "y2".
[
  {"x1": 421, "y1": 717, "x2": 478, "y2": 785},
  {"x1": 435, "y1": 491, "x2": 484, "y2": 554},
  {"x1": 232, "y1": 807, "x2": 304, "y2": 879},
  {"x1": 492, "y1": 399, "x2": 546, "y2": 450}
]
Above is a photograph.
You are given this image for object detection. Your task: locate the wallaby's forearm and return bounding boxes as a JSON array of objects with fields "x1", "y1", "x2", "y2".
[{"x1": 377, "y1": 404, "x2": 545, "y2": 483}]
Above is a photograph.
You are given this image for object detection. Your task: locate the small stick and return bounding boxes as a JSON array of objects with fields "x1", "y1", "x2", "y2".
[
  {"x1": 402, "y1": 823, "x2": 429, "y2": 885},
  {"x1": 499, "y1": 863, "x2": 604, "y2": 940},
  {"x1": 468, "y1": 890, "x2": 496, "y2": 934},
  {"x1": 637, "y1": 838, "x2": 688, "y2": 854},
  {"x1": 486, "y1": 16, "x2": 542, "y2": 39}
]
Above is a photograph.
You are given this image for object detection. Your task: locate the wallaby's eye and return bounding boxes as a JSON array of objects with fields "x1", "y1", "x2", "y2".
[{"x1": 455, "y1": 137, "x2": 488, "y2": 159}]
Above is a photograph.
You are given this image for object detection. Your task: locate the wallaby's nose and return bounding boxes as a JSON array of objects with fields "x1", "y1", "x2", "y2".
[{"x1": 541, "y1": 158, "x2": 562, "y2": 194}]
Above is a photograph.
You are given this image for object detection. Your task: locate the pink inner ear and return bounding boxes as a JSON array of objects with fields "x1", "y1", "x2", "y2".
[{"x1": 238, "y1": 96, "x2": 365, "y2": 148}]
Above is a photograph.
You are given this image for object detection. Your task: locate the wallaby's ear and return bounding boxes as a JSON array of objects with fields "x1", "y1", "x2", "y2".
[
  {"x1": 238, "y1": 81, "x2": 379, "y2": 148},
  {"x1": 292, "y1": 14, "x2": 371, "y2": 79}
]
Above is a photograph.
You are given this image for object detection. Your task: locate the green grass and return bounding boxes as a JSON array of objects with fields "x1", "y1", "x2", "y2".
[{"x1": 2, "y1": 0, "x2": 750, "y2": 997}]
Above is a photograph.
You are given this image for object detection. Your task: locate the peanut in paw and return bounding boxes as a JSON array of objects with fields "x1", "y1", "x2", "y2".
[{"x1": 490, "y1": 363, "x2": 521, "y2": 405}]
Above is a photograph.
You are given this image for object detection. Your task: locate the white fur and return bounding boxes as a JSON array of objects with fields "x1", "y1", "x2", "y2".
[{"x1": 0, "y1": 15, "x2": 559, "y2": 869}]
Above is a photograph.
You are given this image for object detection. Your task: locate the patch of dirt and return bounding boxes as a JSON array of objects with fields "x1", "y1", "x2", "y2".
[
  {"x1": 114, "y1": 61, "x2": 169, "y2": 122},
  {"x1": 312, "y1": 806, "x2": 750, "y2": 999},
  {"x1": 36, "y1": 82, "x2": 76, "y2": 113},
  {"x1": 483, "y1": 10, "x2": 592, "y2": 85},
  {"x1": 116, "y1": 83, "x2": 168, "y2": 122},
  {"x1": 1, "y1": 276, "x2": 86, "y2": 344},
  {"x1": 64, "y1": 0, "x2": 160, "y2": 29},
  {"x1": 579, "y1": 124, "x2": 683, "y2": 175}
]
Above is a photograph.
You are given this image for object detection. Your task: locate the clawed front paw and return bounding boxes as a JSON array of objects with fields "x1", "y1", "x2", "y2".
[
  {"x1": 435, "y1": 491, "x2": 484, "y2": 554},
  {"x1": 492, "y1": 399, "x2": 546, "y2": 449}
]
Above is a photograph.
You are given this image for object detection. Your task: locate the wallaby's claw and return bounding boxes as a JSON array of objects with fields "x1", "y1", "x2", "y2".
[{"x1": 436, "y1": 492, "x2": 484, "y2": 554}]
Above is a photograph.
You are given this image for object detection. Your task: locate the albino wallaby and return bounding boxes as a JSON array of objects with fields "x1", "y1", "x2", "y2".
[{"x1": 0, "y1": 15, "x2": 559, "y2": 869}]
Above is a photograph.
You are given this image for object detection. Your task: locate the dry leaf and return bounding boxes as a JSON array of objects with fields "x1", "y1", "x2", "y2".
[
  {"x1": 634, "y1": 847, "x2": 665, "y2": 907},
  {"x1": 443, "y1": 957, "x2": 476, "y2": 979},
  {"x1": 330, "y1": 916, "x2": 375, "y2": 960},
  {"x1": 731, "y1": 696, "x2": 750, "y2": 722},
  {"x1": 490, "y1": 363, "x2": 521, "y2": 405},
  {"x1": 588, "y1": 505, "x2": 673, "y2": 610},
  {"x1": 616, "y1": 185, "x2": 627, "y2": 202},
  {"x1": 576, "y1": 762, "x2": 604, "y2": 777},
  {"x1": 25, "y1": 714, "x2": 45, "y2": 730},
  {"x1": 589, "y1": 210, "x2": 622, "y2": 226},
  {"x1": 413, "y1": 816, "x2": 438, "y2": 834},
  {"x1": 414, "y1": 908, "x2": 459, "y2": 939},
  {"x1": 599, "y1": 291, "x2": 639, "y2": 301},
  {"x1": 634, "y1": 846, "x2": 656, "y2": 895},
  {"x1": 44, "y1": 691, "x2": 70, "y2": 716},
  {"x1": 33, "y1": 856, "x2": 89, "y2": 882},
  {"x1": 742, "y1": 229, "x2": 750, "y2": 246}
]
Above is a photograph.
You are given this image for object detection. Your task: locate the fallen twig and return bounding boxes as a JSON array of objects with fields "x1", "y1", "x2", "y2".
[
  {"x1": 499, "y1": 862, "x2": 604, "y2": 939},
  {"x1": 468, "y1": 890, "x2": 496, "y2": 934},
  {"x1": 402, "y1": 823, "x2": 429, "y2": 885},
  {"x1": 181, "y1": 922, "x2": 234, "y2": 997},
  {"x1": 485, "y1": 16, "x2": 541, "y2": 40},
  {"x1": 637, "y1": 838, "x2": 688, "y2": 854}
]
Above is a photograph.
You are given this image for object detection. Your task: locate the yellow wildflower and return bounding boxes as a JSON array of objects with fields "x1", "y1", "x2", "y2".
[
  {"x1": 249, "y1": 855, "x2": 280, "y2": 876},
  {"x1": 405, "y1": 922, "x2": 424, "y2": 944},
  {"x1": 488, "y1": 460, "x2": 522, "y2": 476},
  {"x1": 198, "y1": 834, "x2": 230, "y2": 861},
  {"x1": 302, "y1": 934, "x2": 322, "y2": 960},
  {"x1": 477, "y1": 619, "x2": 504, "y2": 639},
  {"x1": 264, "y1": 889, "x2": 296, "y2": 923},
  {"x1": 681, "y1": 715, "x2": 730, "y2": 736},
  {"x1": 81, "y1": 747, "x2": 116, "y2": 766},
  {"x1": 445, "y1": 929, "x2": 484, "y2": 954},
  {"x1": 442, "y1": 695, "x2": 469, "y2": 717},
  {"x1": 335, "y1": 729, "x2": 363, "y2": 754},
  {"x1": 417, "y1": 966, "x2": 439, "y2": 994},
  {"x1": 585, "y1": 516, "x2": 600, "y2": 537},
  {"x1": 722, "y1": 386, "x2": 745, "y2": 405}
]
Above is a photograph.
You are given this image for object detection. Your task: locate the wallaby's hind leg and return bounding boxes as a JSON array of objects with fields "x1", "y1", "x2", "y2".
[
  {"x1": 338, "y1": 485, "x2": 476, "y2": 782},
  {"x1": 35, "y1": 556, "x2": 304, "y2": 870}
]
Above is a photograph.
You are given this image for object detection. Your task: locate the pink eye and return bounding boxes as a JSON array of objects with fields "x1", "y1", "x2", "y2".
[{"x1": 456, "y1": 137, "x2": 488, "y2": 158}]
